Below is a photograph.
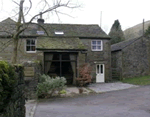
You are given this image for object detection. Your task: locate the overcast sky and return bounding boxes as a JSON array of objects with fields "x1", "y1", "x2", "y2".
[{"x1": 0, "y1": 0, "x2": 150, "y2": 34}]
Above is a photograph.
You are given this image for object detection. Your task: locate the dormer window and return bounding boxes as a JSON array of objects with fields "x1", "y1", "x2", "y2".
[
  {"x1": 55, "y1": 31, "x2": 64, "y2": 35},
  {"x1": 37, "y1": 31, "x2": 44, "y2": 35}
]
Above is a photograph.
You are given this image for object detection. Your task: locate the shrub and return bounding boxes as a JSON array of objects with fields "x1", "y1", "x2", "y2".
[
  {"x1": 59, "y1": 89, "x2": 67, "y2": 94},
  {"x1": 36, "y1": 74, "x2": 66, "y2": 98},
  {"x1": 0, "y1": 61, "x2": 16, "y2": 113},
  {"x1": 76, "y1": 63, "x2": 92, "y2": 87}
]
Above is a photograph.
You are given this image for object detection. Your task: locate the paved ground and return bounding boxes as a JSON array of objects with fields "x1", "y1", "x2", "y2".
[
  {"x1": 88, "y1": 82, "x2": 139, "y2": 93},
  {"x1": 34, "y1": 85, "x2": 150, "y2": 117},
  {"x1": 25, "y1": 82, "x2": 139, "y2": 117},
  {"x1": 26, "y1": 100, "x2": 37, "y2": 117}
]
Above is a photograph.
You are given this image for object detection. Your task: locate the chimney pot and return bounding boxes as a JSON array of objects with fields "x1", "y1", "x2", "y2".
[{"x1": 37, "y1": 12, "x2": 44, "y2": 24}]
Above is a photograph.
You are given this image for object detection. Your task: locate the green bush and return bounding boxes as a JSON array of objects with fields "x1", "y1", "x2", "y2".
[
  {"x1": 0, "y1": 61, "x2": 16, "y2": 113},
  {"x1": 59, "y1": 89, "x2": 67, "y2": 94},
  {"x1": 36, "y1": 74, "x2": 66, "y2": 98}
]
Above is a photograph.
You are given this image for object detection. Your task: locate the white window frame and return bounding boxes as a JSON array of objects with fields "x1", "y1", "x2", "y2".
[
  {"x1": 55, "y1": 31, "x2": 64, "y2": 35},
  {"x1": 91, "y1": 40, "x2": 103, "y2": 51},
  {"x1": 25, "y1": 39, "x2": 37, "y2": 53},
  {"x1": 37, "y1": 31, "x2": 45, "y2": 35}
]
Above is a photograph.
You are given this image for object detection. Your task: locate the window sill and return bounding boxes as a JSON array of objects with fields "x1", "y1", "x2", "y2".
[
  {"x1": 26, "y1": 51, "x2": 37, "y2": 53},
  {"x1": 91, "y1": 49, "x2": 103, "y2": 51}
]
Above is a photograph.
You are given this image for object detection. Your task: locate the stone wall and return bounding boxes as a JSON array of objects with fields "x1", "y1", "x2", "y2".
[
  {"x1": 111, "y1": 36, "x2": 150, "y2": 79},
  {"x1": 80, "y1": 38, "x2": 111, "y2": 82},
  {"x1": 23, "y1": 61, "x2": 42, "y2": 99},
  {"x1": 0, "y1": 65, "x2": 25, "y2": 117},
  {"x1": 0, "y1": 38, "x2": 42, "y2": 64},
  {"x1": 122, "y1": 37, "x2": 149, "y2": 78},
  {"x1": 0, "y1": 37, "x2": 111, "y2": 83}
]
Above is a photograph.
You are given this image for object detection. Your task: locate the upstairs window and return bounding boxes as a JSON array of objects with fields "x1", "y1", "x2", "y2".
[
  {"x1": 37, "y1": 31, "x2": 44, "y2": 35},
  {"x1": 91, "y1": 40, "x2": 103, "y2": 51},
  {"x1": 55, "y1": 31, "x2": 64, "y2": 35},
  {"x1": 26, "y1": 39, "x2": 36, "y2": 53}
]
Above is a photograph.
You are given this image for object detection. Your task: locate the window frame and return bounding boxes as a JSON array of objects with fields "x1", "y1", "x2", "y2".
[
  {"x1": 25, "y1": 39, "x2": 37, "y2": 53},
  {"x1": 91, "y1": 40, "x2": 103, "y2": 51}
]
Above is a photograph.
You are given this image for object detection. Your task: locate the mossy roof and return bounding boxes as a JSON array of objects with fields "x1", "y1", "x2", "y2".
[{"x1": 36, "y1": 37, "x2": 86, "y2": 50}]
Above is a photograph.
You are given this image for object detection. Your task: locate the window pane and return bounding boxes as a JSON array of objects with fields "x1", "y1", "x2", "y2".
[
  {"x1": 45, "y1": 53, "x2": 54, "y2": 61},
  {"x1": 31, "y1": 46, "x2": 35, "y2": 51},
  {"x1": 97, "y1": 46, "x2": 101, "y2": 50},
  {"x1": 53, "y1": 53, "x2": 60, "y2": 60},
  {"x1": 97, "y1": 65, "x2": 99, "y2": 74},
  {"x1": 97, "y1": 41, "x2": 101, "y2": 45},
  {"x1": 26, "y1": 46, "x2": 30, "y2": 51},
  {"x1": 31, "y1": 40, "x2": 35, "y2": 45},
  {"x1": 92, "y1": 41, "x2": 96, "y2": 45},
  {"x1": 62, "y1": 53, "x2": 70, "y2": 60},
  {"x1": 92, "y1": 46, "x2": 96, "y2": 50},
  {"x1": 26, "y1": 40, "x2": 30, "y2": 45},
  {"x1": 101, "y1": 65, "x2": 103, "y2": 74}
]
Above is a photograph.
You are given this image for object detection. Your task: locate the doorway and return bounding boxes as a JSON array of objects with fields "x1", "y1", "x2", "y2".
[{"x1": 96, "y1": 64, "x2": 105, "y2": 83}]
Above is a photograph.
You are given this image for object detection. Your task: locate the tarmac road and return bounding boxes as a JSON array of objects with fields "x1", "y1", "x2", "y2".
[{"x1": 34, "y1": 85, "x2": 150, "y2": 117}]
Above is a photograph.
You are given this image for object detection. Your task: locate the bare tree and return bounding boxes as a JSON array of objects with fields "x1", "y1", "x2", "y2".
[{"x1": 0, "y1": 0, "x2": 80, "y2": 63}]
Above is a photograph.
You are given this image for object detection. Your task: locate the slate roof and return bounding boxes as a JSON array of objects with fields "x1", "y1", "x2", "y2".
[
  {"x1": 111, "y1": 36, "x2": 142, "y2": 52},
  {"x1": 42, "y1": 24, "x2": 110, "y2": 38},
  {"x1": 0, "y1": 18, "x2": 110, "y2": 38},
  {"x1": 36, "y1": 37, "x2": 86, "y2": 50},
  {"x1": 0, "y1": 18, "x2": 16, "y2": 35}
]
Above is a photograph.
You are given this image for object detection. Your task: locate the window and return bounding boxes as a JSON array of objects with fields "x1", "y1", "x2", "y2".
[
  {"x1": 37, "y1": 31, "x2": 44, "y2": 35},
  {"x1": 91, "y1": 40, "x2": 103, "y2": 51},
  {"x1": 55, "y1": 31, "x2": 64, "y2": 35},
  {"x1": 26, "y1": 39, "x2": 36, "y2": 53}
]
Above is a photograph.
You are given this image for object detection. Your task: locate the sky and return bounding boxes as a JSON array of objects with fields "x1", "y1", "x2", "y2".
[{"x1": 0, "y1": 0, "x2": 150, "y2": 34}]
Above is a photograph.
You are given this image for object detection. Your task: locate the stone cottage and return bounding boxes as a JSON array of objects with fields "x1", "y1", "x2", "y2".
[
  {"x1": 0, "y1": 17, "x2": 111, "y2": 85},
  {"x1": 111, "y1": 36, "x2": 150, "y2": 79}
]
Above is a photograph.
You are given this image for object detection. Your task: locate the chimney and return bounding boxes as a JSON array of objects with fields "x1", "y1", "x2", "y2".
[{"x1": 37, "y1": 12, "x2": 44, "y2": 24}]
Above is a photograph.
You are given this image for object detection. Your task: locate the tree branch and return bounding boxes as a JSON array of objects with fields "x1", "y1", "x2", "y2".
[
  {"x1": 29, "y1": 1, "x2": 80, "y2": 23},
  {"x1": 0, "y1": 39, "x2": 13, "y2": 52},
  {"x1": 24, "y1": 0, "x2": 32, "y2": 16},
  {"x1": 12, "y1": 0, "x2": 20, "y2": 6}
]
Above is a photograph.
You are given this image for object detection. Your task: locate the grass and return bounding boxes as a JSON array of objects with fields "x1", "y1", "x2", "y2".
[{"x1": 121, "y1": 75, "x2": 150, "y2": 85}]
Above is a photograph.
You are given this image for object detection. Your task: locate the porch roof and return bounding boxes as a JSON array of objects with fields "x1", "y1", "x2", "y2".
[{"x1": 36, "y1": 37, "x2": 86, "y2": 50}]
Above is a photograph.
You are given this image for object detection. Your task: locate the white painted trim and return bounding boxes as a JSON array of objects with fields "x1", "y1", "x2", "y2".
[
  {"x1": 96, "y1": 64, "x2": 105, "y2": 83},
  {"x1": 55, "y1": 31, "x2": 64, "y2": 35},
  {"x1": 91, "y1": 40, "x2": 103, "y2": 51}
]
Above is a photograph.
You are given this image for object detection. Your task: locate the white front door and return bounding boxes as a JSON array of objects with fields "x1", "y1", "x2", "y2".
[{"x1": 96, "y1": 64, "x2": 105, "y2": 83}]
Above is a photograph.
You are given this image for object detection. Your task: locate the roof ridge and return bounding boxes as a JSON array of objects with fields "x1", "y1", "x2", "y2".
[
  {"x1": 0, "y1": 17, "x2": 16, "y2": 24},
  {"x1": 43, "y1": 23, "x2": 99, "y2": 26},
  {"x1": 111, "y1": 36, "x2": 142, "y2": 47},
  {"x1": 111, "y1": 36, "x2": 143, "y2": 51}
]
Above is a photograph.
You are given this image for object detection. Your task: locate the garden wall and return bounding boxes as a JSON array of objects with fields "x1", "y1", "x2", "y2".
[{"x1": 23, "y1": 61, "x2": 42, "y2": 99}]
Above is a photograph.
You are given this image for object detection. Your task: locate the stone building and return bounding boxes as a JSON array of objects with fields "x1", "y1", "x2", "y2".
[
  {"x1": 0, "y1": 18, "x2": 111, "y2": 85},
  {"x1": 111, "y1": 36, "x2": 150, "y2": 79}
]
